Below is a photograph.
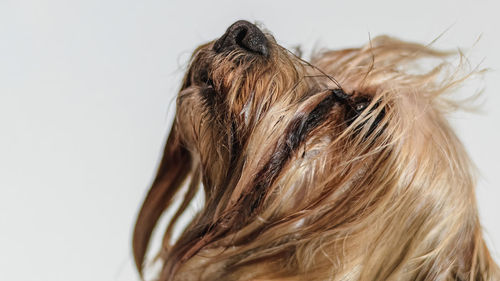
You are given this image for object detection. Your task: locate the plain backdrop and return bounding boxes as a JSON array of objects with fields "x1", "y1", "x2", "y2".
[{"x1": 1, "y1": 1, "x2": 499, "y2": 280}]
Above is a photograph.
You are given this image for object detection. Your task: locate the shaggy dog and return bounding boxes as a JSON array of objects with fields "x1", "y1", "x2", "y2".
[{"x1": 133, "y1": 20, "x2": 499, "y2": 280}]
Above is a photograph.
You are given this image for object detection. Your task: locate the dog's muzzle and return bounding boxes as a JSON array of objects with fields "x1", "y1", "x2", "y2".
[{"x1": 213, "y1": 20, "x2": 269, "y2": 57}]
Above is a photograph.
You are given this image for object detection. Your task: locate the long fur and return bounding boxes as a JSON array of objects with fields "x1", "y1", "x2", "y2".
[{"x1": 133, "y1": 23, "x2": 499, "y2": 281}]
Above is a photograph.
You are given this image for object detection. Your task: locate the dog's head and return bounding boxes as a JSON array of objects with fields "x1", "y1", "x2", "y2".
[{"x1": 133, "y1": 21, "x2": 498, "y2": 280}]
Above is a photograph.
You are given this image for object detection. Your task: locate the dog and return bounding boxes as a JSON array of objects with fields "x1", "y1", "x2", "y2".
[{"x1": 132, "y1": 20, "x2": 499, "y2": 280}]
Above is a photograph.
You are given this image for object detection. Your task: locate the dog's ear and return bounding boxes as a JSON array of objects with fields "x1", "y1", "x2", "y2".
[{"x1": 132, "y1": 124, "x2": 192, "y2": 275}]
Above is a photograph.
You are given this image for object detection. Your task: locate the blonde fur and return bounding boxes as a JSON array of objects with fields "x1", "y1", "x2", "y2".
[{"x1": 133, "y1": 22, "x2": 499, "y2": 281}]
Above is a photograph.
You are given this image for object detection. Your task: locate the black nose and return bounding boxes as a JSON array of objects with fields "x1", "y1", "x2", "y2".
[{"x1": 213, "y1": 20, "x2": 269, "y2": 57}]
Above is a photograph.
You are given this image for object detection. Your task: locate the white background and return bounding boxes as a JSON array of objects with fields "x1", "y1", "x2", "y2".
[{"x1": 1, "y1": 1, "x2": 499, "y2": 280}]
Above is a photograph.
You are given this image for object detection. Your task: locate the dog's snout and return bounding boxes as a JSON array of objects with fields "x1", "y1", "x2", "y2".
[{"x1": 213, "y1": 20, "x2": 269, "y2": 57}]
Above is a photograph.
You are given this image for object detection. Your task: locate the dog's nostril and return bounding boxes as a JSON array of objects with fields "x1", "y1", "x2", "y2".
[
  {"x1": 234, "y1": 28, "x2": 248, "y2": 48},
  {"x1": 213, "y1": 20, "x2": 269, "y2": 57}
]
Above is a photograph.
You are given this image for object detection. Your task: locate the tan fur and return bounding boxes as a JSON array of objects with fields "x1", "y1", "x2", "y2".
[{"x1": 133, "y1": 23, "x2": 499, "y2": 281}]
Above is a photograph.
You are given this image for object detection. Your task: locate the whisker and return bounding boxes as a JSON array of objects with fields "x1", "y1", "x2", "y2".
[{"x1": 279, "y1": 45, "x2": 344, "y2": 90}]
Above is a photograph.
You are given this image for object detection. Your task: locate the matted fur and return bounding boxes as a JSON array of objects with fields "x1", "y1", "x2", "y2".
[{"x1": 133, "y1": 22, "x2": 499, "y2": 281}]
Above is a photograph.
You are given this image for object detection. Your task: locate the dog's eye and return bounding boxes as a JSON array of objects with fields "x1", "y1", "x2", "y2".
[
  {"x1": 354, "y1": 102, "x2": 368, "y2": 112},
  {"x1": 346, "y1": 97, "x2": 386, "y2": 139},
  {"x1": 198, "y1": 70, "x2": 209, "y2": 83},
  {"x1": 206, "y1": 78, "x2": 215, "y2": 88},
  {"x1": 344, "y1": 96, "x2": 375, "y2": 125},
  {"x1": 351, "y1": 96, "x2": 371, "y2": 113},
  {"x1": 332, "y1": 89, "x2": 369, "y2": 113}
]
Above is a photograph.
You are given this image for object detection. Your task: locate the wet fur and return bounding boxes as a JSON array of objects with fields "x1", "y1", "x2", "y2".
[{"x1": 133, "y1": 25, "x2": 500, "y2": 281}]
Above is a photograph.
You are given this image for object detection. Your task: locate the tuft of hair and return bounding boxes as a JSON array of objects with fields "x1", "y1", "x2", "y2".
[{"x1": 133, "y1": 35, "x2": 499, "y2": 281}]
